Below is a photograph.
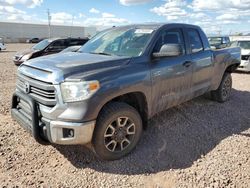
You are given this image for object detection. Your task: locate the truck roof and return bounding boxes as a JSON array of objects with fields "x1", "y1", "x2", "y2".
[
  {"x1": 46, "y1": 37, "x2": 89, "y2": 43},
  {"x1": 112, "y1": 23, "x2": 201, "y2": 30},
  {"x1": 208, "y1": 36, "x2": 229, "y2": 38}
]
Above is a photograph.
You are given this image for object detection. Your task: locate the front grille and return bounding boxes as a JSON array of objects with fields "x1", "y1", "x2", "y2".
[
  {"x1": 16, "y1": 73, "x2": 56, "y2": 106},
  {"x1": 16, "y1": 99, "x2": 32, "y2": 128},
  {"x1": 241, "y1": 55, "x2": 250, "y2": 61}
]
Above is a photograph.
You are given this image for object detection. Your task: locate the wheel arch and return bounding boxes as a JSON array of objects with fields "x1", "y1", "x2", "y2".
[
  {"x1": 97, "y1": 92, "x2": 149, "y2": 129},
  {"x1": 225, "y1": 63, "x2": 239, "y2": 73}
]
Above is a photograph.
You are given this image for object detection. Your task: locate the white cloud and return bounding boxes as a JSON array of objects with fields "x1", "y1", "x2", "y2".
[
  {"x1": 84, "y1": 13, "x2": 128, "y2": 27},
  {"x1": 7, "y1": 13, "x2": 32, "y2": 21},
  {"x1": 0, "y1": 0, "x2": 43, "y2": 8},
  {"x1": 0, "y1": 5, "x2": 25, "y2": 14},
  {"x1": 190, "y1": 12, "x2": 207, "y2": 19},
  {"x1": 150, "y1": 0, "x2": 187, "y2": 21},
  {"x1": 216, "y1": 14, "x2": 240, "y2": 21},
  {"x1": 191, "y1": 0, "x2": 250, "y2": 11},
  {"x1": 120, "y1": 0, "x2": 152, "y2": 6},
  {"x1": 149, "y1": 0, "x2": 250, "y2": 34},
  {"x1": 51, "y1": 12, "x2": 73, "y2": 24},
  {"x1": 102, "y1": 12, "x2": 115, "y2": 18},
  {"x1": 0, "y1": 5, "x2": 34, "y2": 22},
  {"x1": 89, "y1": 8, "x2": 100, "y2": 14},
  {"x1": 78, "y1": 13, "x2": 86, "y2": 18}
]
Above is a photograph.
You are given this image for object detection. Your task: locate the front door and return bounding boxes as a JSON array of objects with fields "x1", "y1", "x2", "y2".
[{"x1": 150, "y1": 28, "x2": 193, "y2": 113}]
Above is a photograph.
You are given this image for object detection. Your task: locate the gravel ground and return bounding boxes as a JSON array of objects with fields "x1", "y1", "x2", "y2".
[{"x1": 0, "y1": 44, "x2": 249, "y2": 188}]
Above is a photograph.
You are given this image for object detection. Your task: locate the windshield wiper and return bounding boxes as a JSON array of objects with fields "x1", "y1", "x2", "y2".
[{"x1": 89, "y1": 51, "x2": 112, "y2": 56}]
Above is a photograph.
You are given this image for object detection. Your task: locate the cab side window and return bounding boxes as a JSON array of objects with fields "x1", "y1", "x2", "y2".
[
  {"x1": 49, "y1": 40, "x2": 66, "y2": 51},
  {"x1": 153, "y1": 29, "x2": 185, "y2": 54},
  {"x1": 68, "y1": 39, "x2": 87, "y2": 46},
  {"x1": 187, "y1": 29, "x2": 203, "y2": 53}
]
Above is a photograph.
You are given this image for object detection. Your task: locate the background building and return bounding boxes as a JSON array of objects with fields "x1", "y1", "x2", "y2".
[{"x1": 0, "y1": 22, "x2": 97, "y2": 43}]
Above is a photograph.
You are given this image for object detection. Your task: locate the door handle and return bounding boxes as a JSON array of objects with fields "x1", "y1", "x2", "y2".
[{"x1": 183, "y1": 61, "x2": 192, "y2": 67}]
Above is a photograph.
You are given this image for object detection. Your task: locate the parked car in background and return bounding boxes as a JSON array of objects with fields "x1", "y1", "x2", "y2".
[
  {"x1": 13, "y1": 37, "x2": 89, "y2": 65},
  {"x1": 60, "y1": 45, "x2": 82, "y2": 53},
  {"x1": 0, "y1": 38, "x2": 6, "y2": 51},
  {"x1": 11, "y1": 23, "x2": 240, "y2": 160},
  {"x1": 231, "y1": 39, "x2": 250, "y2": 72},
  {"x1": 26, "y1": 38, "x2": 41, "y2": 43},
  {"x1": 208, "y1": 36, "x2": 231, "y2": 49}
]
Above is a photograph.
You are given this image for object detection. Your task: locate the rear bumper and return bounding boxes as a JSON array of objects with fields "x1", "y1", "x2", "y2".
[{"x1": 11, "y1": 91, "x2": 95, "y2": 145}]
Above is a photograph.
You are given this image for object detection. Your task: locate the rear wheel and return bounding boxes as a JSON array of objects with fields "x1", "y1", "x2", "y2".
[
  {"x1": 92, "y1": 102, "x2": 142, "y2": 160},
  {"x1": 211, "y1": 73, "x2": 232, "y2": 102}
]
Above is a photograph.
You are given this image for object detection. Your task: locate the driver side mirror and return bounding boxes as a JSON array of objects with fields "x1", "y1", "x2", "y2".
[{"x1": 152, "y1": 44, "x2": 183, "y2": 58}]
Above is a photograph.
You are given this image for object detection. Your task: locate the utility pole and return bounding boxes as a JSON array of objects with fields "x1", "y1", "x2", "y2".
[
  {"x1": 47, "y1": 9, "x2": 51, "y2": 38},
  {"x1": 70, "y1": 15, "x2": 74, "y2": 37}
]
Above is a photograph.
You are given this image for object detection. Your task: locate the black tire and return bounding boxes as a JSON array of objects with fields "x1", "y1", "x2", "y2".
[
  {"x1": 92, "y1": 102, "x2": 142, "y2": 160},
  {"x1": 211, "y1": 73, "x2": 232, "y2": 103}
]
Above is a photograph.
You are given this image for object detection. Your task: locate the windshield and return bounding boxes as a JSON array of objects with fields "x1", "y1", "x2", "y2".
[
  {"x1": 231, "y1": 41, "x2": 250, "y2": 50},
  {"x1": 32, "y1": 39, "x2": 50, "y2": 50},
  {"x1": 208, "y1": 37, "x2": 222, "y2": 44},
  {"x1": 79, "y1": 27, "x2": 154, "y2": 57}
]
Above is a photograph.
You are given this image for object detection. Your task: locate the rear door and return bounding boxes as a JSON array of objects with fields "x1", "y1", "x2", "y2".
[
  {"x1": 151, "y1": 27, "x2": 193, "y2": 113},
  {"x1": 185, "y1": 28, "x2": 213, "y2": 97}
]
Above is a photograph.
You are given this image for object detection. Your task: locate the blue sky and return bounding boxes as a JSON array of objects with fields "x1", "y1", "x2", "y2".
[{"x1": 0, "y1": 0, "x2": 250, "y2": 34}]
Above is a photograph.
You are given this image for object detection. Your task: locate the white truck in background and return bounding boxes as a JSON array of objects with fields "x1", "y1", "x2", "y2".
[
  {"x1": 0, "y1": 38, "x2": 6, "y2": 51},
  {"x1": 231, "y1": 38, "x2": 250, "y2": 72}
]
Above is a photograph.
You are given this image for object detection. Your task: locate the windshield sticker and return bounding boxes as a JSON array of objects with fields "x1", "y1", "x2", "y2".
[{"x1": 135, "y1": 29, "x2": 154, "y2": 34}]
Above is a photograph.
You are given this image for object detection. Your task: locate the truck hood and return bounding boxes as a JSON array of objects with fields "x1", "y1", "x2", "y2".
[
  {"x1": 241, "y1": 49, "x2": 250, "y2": 55},
  {"x1": 15, "y1": 48, "x2": 37, "y2": 57},
  {"x1": 19, "y1": 52, "x2": 131, "y2": 84}
]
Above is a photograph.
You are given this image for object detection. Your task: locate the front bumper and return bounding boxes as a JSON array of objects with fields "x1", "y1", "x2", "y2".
[
  {"x1": 48, "y1": 120, "x2": 95, "y2": 145},
  {"x1": 0, "y1": 46, "x2": 6, "y2": 50},
  {"x1": 237, "y1": 60, "x2": 250, "y2": 72},
  {"x1": 11, "y1": 91, "x2": 95, "y2": 145},
  {"x1": 13, "y1": 60, "x2": 24, "y2": 66}
]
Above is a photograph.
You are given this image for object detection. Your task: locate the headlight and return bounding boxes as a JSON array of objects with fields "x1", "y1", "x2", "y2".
[
  {"x1": 21, "y1": 54, "x2": 31, "y2": 61},
  {"x1": 60, "y1": 80, "x2": 100, "y2": 103}
]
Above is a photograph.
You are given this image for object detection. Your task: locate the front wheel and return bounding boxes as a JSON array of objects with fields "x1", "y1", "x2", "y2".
[
  {"x1": 211, "y1": 73, "x2": 232, "y2": 102},
  {"x1": 92, "y1": 102, "x2": 142, "y2": 160}
]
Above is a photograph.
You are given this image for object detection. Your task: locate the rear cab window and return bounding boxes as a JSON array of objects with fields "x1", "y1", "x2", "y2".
[{"x1": 187, "y1": 29, "x2": 204, "y2": 53}]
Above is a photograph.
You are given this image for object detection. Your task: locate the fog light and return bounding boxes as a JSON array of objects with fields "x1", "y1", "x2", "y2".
[{"x1": 63, "y1": 128, "x2": 74, "y2": 138}]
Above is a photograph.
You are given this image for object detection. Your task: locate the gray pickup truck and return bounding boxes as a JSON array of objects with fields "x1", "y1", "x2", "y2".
[{"x1": 11, "y1": 23, "x2": 240, "y2": 160}]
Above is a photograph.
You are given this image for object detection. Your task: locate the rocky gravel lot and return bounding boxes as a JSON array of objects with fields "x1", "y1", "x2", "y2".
[{"x1": 0, "y1": 44, "x2": 250, "y2": 187}]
